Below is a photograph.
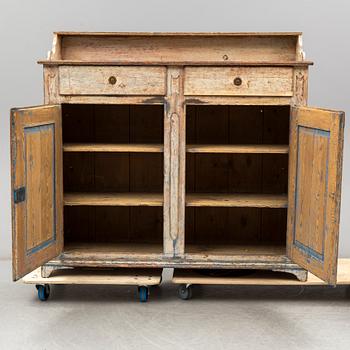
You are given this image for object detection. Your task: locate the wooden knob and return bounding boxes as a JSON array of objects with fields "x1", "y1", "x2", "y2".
[
  {"x1": 233, "y1": 77, "x2": 242, "y2": 86},
  {"x1": 108, "y1": 76, "x2": 117, "y2": 85}
]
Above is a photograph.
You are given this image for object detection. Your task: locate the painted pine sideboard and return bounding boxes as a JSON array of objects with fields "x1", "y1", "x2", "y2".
[{"x1": 11, "y1": 32, "x2": 344, "y2": 286}]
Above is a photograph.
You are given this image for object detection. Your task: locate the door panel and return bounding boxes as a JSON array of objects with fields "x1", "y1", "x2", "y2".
[
  {"x1": 287, "y1": 106, "x2": 344, "y2": 284},
  {"x1": 11, "y1": 105, "x2": 63, "y2": 280}
]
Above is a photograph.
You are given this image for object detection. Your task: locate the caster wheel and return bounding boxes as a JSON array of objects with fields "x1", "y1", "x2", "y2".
[
  {"x1": 36, "y1": 284, "x2": 50, "y2": 301},
  {"x1": 138, "y1": 286, "x2": 149, "y2": 302},
  {"x1": 178, "y1": 284, "x2": 192, "y2": 300}
]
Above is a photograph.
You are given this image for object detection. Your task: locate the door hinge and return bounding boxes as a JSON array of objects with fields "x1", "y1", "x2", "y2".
[{"x1": 14, "y1": 187, "x2": 26, "y2": 203}]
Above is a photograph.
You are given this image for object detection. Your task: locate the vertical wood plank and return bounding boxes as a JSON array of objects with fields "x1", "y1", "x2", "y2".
[{"x1": 164, "y1": 67, "x2": 185, "y2": 257}]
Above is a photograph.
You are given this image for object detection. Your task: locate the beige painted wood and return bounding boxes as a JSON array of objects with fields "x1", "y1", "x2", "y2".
[
  {"x1": 43, "y1": 33, "x2": 307, "y2": 64},
  {"x1": 22, "y1": 267, "x2": 162, "y2": 285},
  {"x1": 184, "y1": 67, "x2": 294, "y2": 96},
  {"x1": 64, "y1": 192, "x2": 163, "y2": 206},
  {"x1": 184, "y1": 96, "x2": 293, "y2": 106},
  {"x1": 186, "y1": 193, "x2": 287, "y2": 208},
  {"x1": 63, "y1": 143, "x2": 163, "y2": 153},
  {"x1": 172, "y1": 259, "x2": 350, "y2": 286},
  {"x1": 163, "y1": 67, "x2": 185, "y2": 257},
  {"x1": 59, "y1": 66, "x2": 166, "y2": 95},
  {"x1": 292, "y1": 67, "x2": 309, "y2": 105},
  {"x1": 186, "y1": 144, "x2": 288, "y2": 154},
  {"x1": 11, "y1": 105, "x2": 63, "y2": 281},
  {"x1": 287, "y1": 106, "x2": 345, "y2": 285}
]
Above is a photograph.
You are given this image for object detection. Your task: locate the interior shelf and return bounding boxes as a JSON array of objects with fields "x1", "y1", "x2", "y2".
[
  {"x1": 63, "y1": 242, "x2": 163, "y2": 257},
  {"x1": 186, "y1": 193, "x2": 288, "y2": 208},
  {"x1": 64, "y1": 192, "x2": 287, "y2": 208},
  {"x1": 64, "y1": 192, "x2": 163, "y2": 207},
  {"x1": 63, "y1": 143, "x2": 164, "y2": 153},
  {"x1": 186, "y1": 144, "x2": 288, "y2": 154},
  {"x1": 186, "y1": 243, "x2": 286, "y2": 256},
  {"x1": 63, "y1": 143, "x2": 288, "y2": 154}
]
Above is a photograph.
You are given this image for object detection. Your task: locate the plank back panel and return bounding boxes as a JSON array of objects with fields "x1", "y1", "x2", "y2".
[{"x1": 59, "y1": 34, "x2": 300, "y2": 63}]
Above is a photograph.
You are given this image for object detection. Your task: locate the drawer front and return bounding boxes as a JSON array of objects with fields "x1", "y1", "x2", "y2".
[
  {"x1": 184, "y1": 67, "x2": 294, "y2": 96},
  {"x1": 59, "y1": 66, "x2": 166, "y2": 95}
]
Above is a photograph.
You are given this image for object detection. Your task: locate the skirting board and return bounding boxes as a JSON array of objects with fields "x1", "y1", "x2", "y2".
[{"x1": 172, "y1": 258, "x2": 350, "y2": 285}]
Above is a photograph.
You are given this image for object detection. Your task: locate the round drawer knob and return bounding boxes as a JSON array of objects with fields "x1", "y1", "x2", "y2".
[
  {"x1": 108, "y1": 76, "x2": 117, "y2": 85},
  {"x1": 233, "y1": 77, "x2": 242, "y2": 86}
]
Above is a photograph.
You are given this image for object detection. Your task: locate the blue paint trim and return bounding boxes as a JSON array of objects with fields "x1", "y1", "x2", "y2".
[
  {"x1": 23, "y1": 123, "x2": 57, "y2": 256},
  {"x1": 294, "y1": 240, "x2": 324, "y2": 261},
  {"x1": 293, "y1": 125, "x2": 330, "y2": 262}
]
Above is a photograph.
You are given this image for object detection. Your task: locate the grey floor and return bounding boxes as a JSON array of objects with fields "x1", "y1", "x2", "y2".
[{"x1": 1, "y1": 260, "x2": 350, "y2": 350}]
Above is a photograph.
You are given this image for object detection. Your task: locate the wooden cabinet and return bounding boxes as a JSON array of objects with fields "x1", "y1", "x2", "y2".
[{"x1": 11, "y1": 32, "x2": 344, "y2": 285}]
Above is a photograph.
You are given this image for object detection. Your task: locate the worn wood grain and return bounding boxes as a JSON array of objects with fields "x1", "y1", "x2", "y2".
[
  {"x1": 50, "y1": 33, "x2": 304, "y2": 64},
  {"x1": 63, "y1": 143, "x2": 163, "y2": 153},
  {"x1": 59, "y1": 66, "x2": 166, "y2": 96},
  {"x1": 186, "y1": 193, "x2": 287, "y2": 208},
  {"x1": 64, "y1": 192, "x2": 163, "y2": 207},
  {"x1": 184, "y1": 67, "x2": 294, "y2": 96},
  {"x1": 11, "y1": 105, "x2": 63, "y2": 281},
  {"x1": 287, "y1": 106, "x2": 345, "y2": 285},
  {"x1": 163, "y1": 67, "x2": 185, "y2": 257},
  {"x1": 186, "y1": 144, "x2": 288, "y2": 154}
]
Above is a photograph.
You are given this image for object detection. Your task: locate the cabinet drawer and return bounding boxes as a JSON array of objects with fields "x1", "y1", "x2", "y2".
[
  {"x1": 184, "y1": 67, "x2": 293, "y2": 96},
  {"x1": 59, "y1": 66, "x2": 166, "y2": 95}
]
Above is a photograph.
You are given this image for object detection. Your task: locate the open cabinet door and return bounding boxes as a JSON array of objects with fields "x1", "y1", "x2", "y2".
[
  {"x1": 287, "y1": 106, "x2": 344, "y2": 284},
  {"x1": 11, "y1": 105, "x2": 63, "y2": 281}
]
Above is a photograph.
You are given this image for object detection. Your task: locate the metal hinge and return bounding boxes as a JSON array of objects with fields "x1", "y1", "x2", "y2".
[{"x1": 14, "y1": 187, "x2": 26, "y2": 203}]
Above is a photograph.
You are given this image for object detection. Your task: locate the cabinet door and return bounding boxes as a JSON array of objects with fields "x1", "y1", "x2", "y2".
[
  {"x1": 11, "y1": 105, "x2": 63, "y2": 281},
  {"x1": 287, "y1": 106, "x2": 344, "y2": 284}
]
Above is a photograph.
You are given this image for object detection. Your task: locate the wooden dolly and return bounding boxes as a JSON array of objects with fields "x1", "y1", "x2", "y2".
[
  {"x1": 172, "y1": 259, "x2": 350, "y2": 300},
  {"x1": 22, "y1": 268, "x2": 163, "y2": 302}
]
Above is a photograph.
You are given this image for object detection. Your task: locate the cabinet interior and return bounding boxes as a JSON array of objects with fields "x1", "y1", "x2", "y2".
[
  {"x1": 185, "y1": 105, "x2": 290, "y2": 256},
  {"x1": 61, "y1": 104, "x2": 290, "y2": 258},
  {"x1": 62, "y1": 104, "x2": 164, "y2": 254}
]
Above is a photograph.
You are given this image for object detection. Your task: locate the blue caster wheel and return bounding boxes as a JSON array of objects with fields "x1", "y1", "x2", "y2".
[
  {"x1": 178, "y1": 284, "x2": 192, "y2": 300},
  {"x1": 138, "y1": 286, "x2": 149, "y2": 302},
  {"x1": 36, "y1": 284, "x2": 50, "y2": 301}
]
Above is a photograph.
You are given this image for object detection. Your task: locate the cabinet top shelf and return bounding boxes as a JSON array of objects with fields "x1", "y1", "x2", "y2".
[{"x1": 43, "y1": 32, "x2": 310, "y2": 65}]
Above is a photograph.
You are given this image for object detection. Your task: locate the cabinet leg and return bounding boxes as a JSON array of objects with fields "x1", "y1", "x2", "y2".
[{"x1": 272, "y1": 268, "x2": 308, "y2": 282}]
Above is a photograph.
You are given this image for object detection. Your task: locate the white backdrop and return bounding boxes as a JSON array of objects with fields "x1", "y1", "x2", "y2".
[{"x1": 0, "y1": 0, "x2": 349, "y2": 259}]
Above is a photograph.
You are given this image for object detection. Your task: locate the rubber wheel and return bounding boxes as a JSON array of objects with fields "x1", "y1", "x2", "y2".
[
  {"x1": 178, "y1": 284, "x2": 192, "y2": 300},
  {"x1": 138, "y1": 286, "x2": 149, "y2": 302},
  {"x1": 36, "y1": 284, "x2": 50, "y2": 301}
]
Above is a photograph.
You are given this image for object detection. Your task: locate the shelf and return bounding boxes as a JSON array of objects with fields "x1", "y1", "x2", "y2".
[
  {"x1": 64, "y1": 192, "x2": 163, "y2": 207},
  {"x1": 62, "y1": 243, "x2": 163, "y2": 259},
  {"x1": 186, "y1": 243, "x2": 286, "y2": 256},
  {"x1": 186, "y1": 193, "x2": 288, "y2": 208},
  {"x1": 63, "y1": 143, "x2": 163, "y2": 153},
  {"x1": 186, "y1": 144, "x2": 288, "y2": 154}
]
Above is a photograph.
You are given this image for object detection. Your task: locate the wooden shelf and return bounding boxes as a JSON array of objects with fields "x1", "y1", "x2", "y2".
[
  {"x1": 186, "y1": 144, "x2": 289, "y2": 154},
  {"x1": 186, "y1": 193, "x2": 288, "y2": 208},
  {"x1": 62, "y1": 242, "x2": 163, "y2": 258},
  {"x1": 63, "y1": 143, "x2": 163, "y2": 153},
  {"x1": 64, "y1": 192, "x2": 163, "y2": 207},
  {"x1": 63, "y1": 143, "x2": 288, "y2": 154},
  {"x1": 186, "y1": 243, "x2": 286, "y2": 256}
]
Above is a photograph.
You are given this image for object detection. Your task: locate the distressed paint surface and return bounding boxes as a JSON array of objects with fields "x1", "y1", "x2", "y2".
[
  {"x1": 11, "y1": 105, "x2": 63, "y2": 281},
  {"x1": 287, "y1": 106, "x2": 345, "y2": 284}
]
